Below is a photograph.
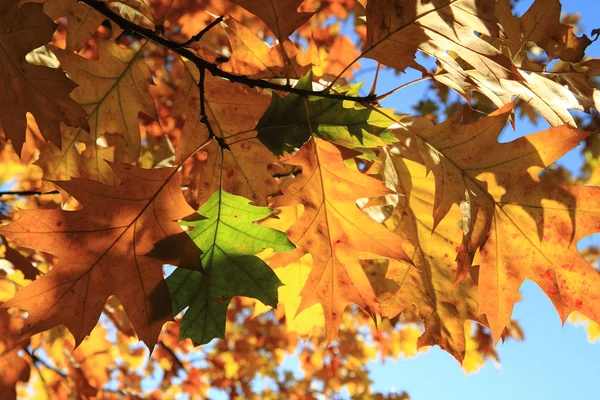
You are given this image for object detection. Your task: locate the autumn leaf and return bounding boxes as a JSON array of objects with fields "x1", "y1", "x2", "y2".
[
  {"x1": 364, "y1": 0, "x2": 505, "y2": 75},
  {"x1": 401, "y1": 102, "x2": 600, "y2": 342},
  {"x1": 174, "y1": 62, "x2": 280, "y2": 207},
  {"x1": 53, "y1": 39, "x2": 158, "y2": 164},
  {"x1": 220, "y1": 17, "x2": 312, "y2": 80},
  {"x1": 105, "y1": 0, "x2": 156, "y2": 29},
  {"x1": 0, "y1": 164, "x2": 195, "y2": 347},
  {"x1": 0, "y1": 310, "x2": 30, "y2": 400},
  {"x1": 36, "y1": 124, "x2": 116, "y2": 184},
  {"x1": 270, "y1": 138, "x2": 411, "y2": 342},
  {"x1": 167, "y1": 190, "x2": 293, "y2": 345},
  {"x1": 369, "y1": 152, "x2": 484, "y2": 362},
  {"x1": 364, "y1": 0, "x2": 595, "y2": 127},
  {"x1": 254, "y1": 205, "x2": 327, "y2": 334},
  {"x1": 27, "y1": 0, "x2": 113, "y2": 51},
  {"x1": 496, "y1": 0, "x2": 593, "y2": 64},
  {"x1": 0, "y1": 0, "x2": 89, "y2": 154},
  {"x1": 256, "y1": 72, "x2": 397, "y2": 156},
  {"x1": 230, "y1": 0, "x2": 315, "y2": 41},
  {"x1": 259, "y1": 255, "x2": 326, "y2": 335}
]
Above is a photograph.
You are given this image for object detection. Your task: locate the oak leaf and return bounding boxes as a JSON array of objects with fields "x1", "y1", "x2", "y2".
[
  {"x1": 174, "y1": 62, "x2": 279, "y2": 207},
  {"x1": 221, "y1": 18, "x2": 312, "y2": 80},
  {"x1": 406, "y1": 102, "x2": 600, "y2": 342},
  {"x1": 496, "y1": 0, "x2": 593, "y2": 64},
  {"x1": 0, "y1": 0, "x2": 89, "y2": 154},
  {"x1": 167, "y1": 190, "x2": 293, "y2": 345},
  {"x1": 0, "y1": 164, "x2": 195, "y2": 347},
  {"x1": 270, "y1": 138, "x2": 411, "y2": 342},
  {"x1": 364, "y1": 0, "x2": 505, "y2": 77},
  {"x1": 255, "y1": 206, "x2": 326, "y2": 334},
  {"x1": 364, "y1": 0, "x2": 594, "y2": 127},
  {"x1": 256, "y1": 73, "x2": 397, "y2": 156},
  {"x1": 371, "y1": 153, "x2": 484, "y2": 362},
  {"x1": 36, "y1": 124, "x2": 117, "y2": 184},
  {"x1": 53, "y1": 39, "x2": 158, "y2": 164},
  {"x1": 230, "y1": 0, "x2": 315, "y2": 41},
  {"x1": 0, "y1": 310, "x2": 30, "y2": 400},
  {"x1": 26, "y1": 0, "x2": 112, "y2": 51},
  {"x1": 30, "y1": 0, "x2": 156, "y2": 50}
]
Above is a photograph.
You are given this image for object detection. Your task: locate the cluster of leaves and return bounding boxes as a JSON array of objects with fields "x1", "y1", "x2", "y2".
[{"x1": 0, "y1": 0, "x2": 599, "y2": 397}]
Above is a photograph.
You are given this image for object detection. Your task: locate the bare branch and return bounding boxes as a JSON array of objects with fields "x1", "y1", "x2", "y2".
[
  {"x1": 177, "y1": 16, "x2": 224, "y2": 48},
  {"x1": 0, "y1": 190, "x2": 59, "y2": 197}
]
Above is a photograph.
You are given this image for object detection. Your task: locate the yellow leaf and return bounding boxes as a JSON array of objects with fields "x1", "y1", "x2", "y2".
[
  {"x1": 53, "y1": 39, "x2": 158, "y2": 165},
  {"x1": 394, "y1": 102, "x2": 600, "y2": 343},
  {"x1": 271, "y1": 138, "x2": 411, "y2": 342},
  {"x1": 371, "y1": 154, "x2": 483, "y2": 362}
]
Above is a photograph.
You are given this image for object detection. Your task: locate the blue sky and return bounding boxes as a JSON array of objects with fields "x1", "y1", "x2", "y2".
[{"x1": 365, "y1": 1, "x2": 600, "y2": 398}]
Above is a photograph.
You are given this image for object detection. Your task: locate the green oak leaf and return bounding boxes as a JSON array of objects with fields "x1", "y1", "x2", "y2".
[
  {"x1": 256, "y1": 72, "x2": 397, "y2": 156},
  {"x1": 167, "y1": 190, "x2": 294, "y2": 345}
]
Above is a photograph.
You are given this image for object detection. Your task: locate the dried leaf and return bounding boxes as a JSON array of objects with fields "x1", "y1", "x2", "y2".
[
  {"x1": 0, "y1": 164, "x2": 194, "y2": 347},
  {"x1": 0, "y1": 0, "x2": 89, "y2": 154}
]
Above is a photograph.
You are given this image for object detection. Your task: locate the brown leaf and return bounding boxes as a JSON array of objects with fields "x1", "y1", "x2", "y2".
[
  {"x1": 0, "y1": 164, "x2": 195, "y2": 348},
  {"x1": 221, "y1": 17, "x2": 312, "y2": 80},
  {"x1": 53, "y1": 39, "x2": 158, "y2": 164},
  {"x1": 36, "y1": 124, "x2": 117, "y2": 185},
  {"x1": 0, "y1": 0, "x2": 89, "y2": 154},
  {"x1": 174, "y1": 62, "x2": 279, "y2": 207},
  {"x1": 496, "y1": 0, "x2": 593, "y2": 64},
  {"x1": 231, "y1": 0, "x2": 316, "y2": 41}
]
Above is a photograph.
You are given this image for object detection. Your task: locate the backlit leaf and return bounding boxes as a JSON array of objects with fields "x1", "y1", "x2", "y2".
[
  {"x1": 167, "y1": 190, "x2": 294, "y2": 345},
  {"x1": 0, "y1": 0, "x2": 89, "y2": 154}
]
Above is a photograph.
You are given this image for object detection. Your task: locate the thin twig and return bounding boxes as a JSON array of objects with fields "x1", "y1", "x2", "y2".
[
  {"x1": 375, "y1": 75, "x2": 433, "y2": 101},
  {"x1": 177, "y1": 16, "x2": 224, "y2": 48},
  {"x1": 25, "y1": 349, "x2": 67, "y2": 378},
  {"x1": 198, "y1": 68, "x2": 230, "y2": 151},
  {"x1": 0, "y1": 190, "x2": 60, "y2": 197},
  {"x1": 158, "y1": 340, "x2": 186, "y2": 371},
  {"x1": 76, "y1": 0, "x2": 377, "y2": 104}
]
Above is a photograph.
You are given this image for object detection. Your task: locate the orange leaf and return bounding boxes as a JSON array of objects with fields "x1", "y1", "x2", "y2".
[
  {"x1": 370, "y1": 154, "x2": 483, "y2": 362},
  {"x1": 231, "y1": 0, "x2": 315, "y2": 41},
  {"x1": 0, "y1": 310, "x2": 30, "y2": 400},
  {"x1": 409, "y1": 102, "x2": 600, "y2": 342},
  {"x1": 174, "y1": 63, "x2": 279, "y2": 206},
  {"x1": 0, "y1": 164, "x2": 194, "y2": 348},
  {"x1": 271, "y1": 138, "x2": 411, "y2": 342},
  {"x1": 0, "y1": 0, "x2": 89, "y2": 154}
]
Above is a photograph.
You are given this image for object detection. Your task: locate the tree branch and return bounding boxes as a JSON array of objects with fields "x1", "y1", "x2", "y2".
[
  {"x1": 158, "y1": 340, "x2": 186, "y2": 371},
  {"x1": 25, "y1": 349, "x2": 67, "y2": 378},
  {"x1": 198, "y1": 68, "x2": 230, "y2": 151},
  {"x1": 177, "y1": 15, "x2": 224, "y2": 48},
  {"x1": 76, "y1": 0, "x2": 377, "y2": 103},
  {"x1": 0, "y1": 190, "x2": 59, "y2": 197}
]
